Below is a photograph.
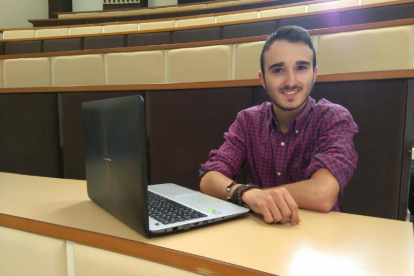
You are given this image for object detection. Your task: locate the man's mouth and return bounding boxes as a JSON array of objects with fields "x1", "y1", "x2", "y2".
[{"x1": 281, "y1": 89, "x2": 301, "y2": 95}]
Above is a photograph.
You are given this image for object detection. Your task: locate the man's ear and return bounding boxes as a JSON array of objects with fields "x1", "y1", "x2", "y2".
[
  {"x1": 258, "y1": 72, "x2": 266, "y2": 89},
  {"x1": 313, "y1": 65, "x2": 318, "y2": 84}
]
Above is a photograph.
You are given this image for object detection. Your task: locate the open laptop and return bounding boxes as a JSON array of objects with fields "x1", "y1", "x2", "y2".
[{"x1": 82, "y1": 95, "x2": 249, "y2": 236}]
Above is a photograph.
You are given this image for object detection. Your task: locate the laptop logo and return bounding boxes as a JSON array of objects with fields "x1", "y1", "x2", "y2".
[{"x1": 103, "y1": 154, "x2": 112, "y2": 162}]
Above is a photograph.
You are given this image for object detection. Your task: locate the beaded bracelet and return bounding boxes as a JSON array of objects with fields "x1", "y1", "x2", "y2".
[{"x1": 231, "y1": 184, "x2": 262, "y2": 208}]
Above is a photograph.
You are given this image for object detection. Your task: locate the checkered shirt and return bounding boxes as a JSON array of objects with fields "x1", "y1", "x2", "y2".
[{"x1": 200, "y1": 97, "x2": 359, "y2": 211}]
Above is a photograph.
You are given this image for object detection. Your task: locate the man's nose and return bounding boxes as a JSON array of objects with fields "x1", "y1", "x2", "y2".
[{"x1": 284, "y1": 70, "x2": 297, "y2": 88}]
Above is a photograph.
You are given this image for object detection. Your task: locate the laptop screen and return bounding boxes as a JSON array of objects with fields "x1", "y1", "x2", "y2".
[{"x1": 82, "y1": 95, "x2": 150, "y2": 236}]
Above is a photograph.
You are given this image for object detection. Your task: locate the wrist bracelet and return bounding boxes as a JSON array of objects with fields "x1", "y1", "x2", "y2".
[
  {"x1": 231, "y1": 184, "x2": 262, "y2": 208},
  {"x1": 226, "y1": 180, "x2": 241, "y2": 202}
]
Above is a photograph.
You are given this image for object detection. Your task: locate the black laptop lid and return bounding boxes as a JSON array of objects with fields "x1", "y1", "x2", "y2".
[{"x1": 82, "y1": 95, "x2": 149, "y2": 236}]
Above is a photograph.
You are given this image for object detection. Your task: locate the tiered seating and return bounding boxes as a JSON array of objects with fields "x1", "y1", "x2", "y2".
[
  {"x1": 29, "y1": 0, "x2": 292, "y2": 27},
  {"x1": 1, "y1": 0, "x2": 412, "y2": 57},
  {"x1": 56, "y1": 0, "x2": 269, "y2": 19},
  {"x1": 1, "y1": 20, "x2": 413, "y2": 89},
  {"x1": 0, "y1": 0, "x2": 317, "y2": 39}
]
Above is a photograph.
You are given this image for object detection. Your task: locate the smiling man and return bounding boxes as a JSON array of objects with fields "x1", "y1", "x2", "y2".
[{"x1": 199, "y1": 26, "x2": 358, "y2": 225}]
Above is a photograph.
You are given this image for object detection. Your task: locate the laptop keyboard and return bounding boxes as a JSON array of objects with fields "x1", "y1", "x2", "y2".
[{"x1": 148, "y1": 191, "x2": 207, "y2": 225}]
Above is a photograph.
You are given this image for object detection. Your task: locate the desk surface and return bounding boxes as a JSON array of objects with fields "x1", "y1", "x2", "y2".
[{"x1": 0, "y1": 172, "x2": 413, "y2": 276}]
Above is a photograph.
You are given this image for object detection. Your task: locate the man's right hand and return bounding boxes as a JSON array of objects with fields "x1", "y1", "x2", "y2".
[{"x1": 242, "y1": 187, "x2": 300, "y2": 225}]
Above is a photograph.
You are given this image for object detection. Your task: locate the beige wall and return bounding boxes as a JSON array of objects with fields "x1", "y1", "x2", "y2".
[
  {"x1": 0, "y1": 0, "x2": 48, "y2": 29},
  {"x1": 72, "y1": 0, "x2": 103, "y2": 12},
  {"x1": 149, "y1": 0, "x2": 178, "y2": 7}
]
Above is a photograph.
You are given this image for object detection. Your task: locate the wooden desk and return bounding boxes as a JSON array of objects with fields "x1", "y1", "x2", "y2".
[{"x1": 0, "y1": 172, "x2": 413, "y2": 276}]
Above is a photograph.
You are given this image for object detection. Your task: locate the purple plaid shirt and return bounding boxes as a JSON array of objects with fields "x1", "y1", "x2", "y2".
[{"x1": 200, "y1": 97, "x2": 358, "y2": 211}]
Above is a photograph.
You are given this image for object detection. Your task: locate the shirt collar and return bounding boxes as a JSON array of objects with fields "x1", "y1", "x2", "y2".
[{"x1": 266, "y1": 97, "x2": 315, "y2": 134}]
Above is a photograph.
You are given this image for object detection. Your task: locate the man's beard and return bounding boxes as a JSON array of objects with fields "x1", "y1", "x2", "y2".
[{"x1": 266, "y1": 83, "x2": 314, "y2": 112}]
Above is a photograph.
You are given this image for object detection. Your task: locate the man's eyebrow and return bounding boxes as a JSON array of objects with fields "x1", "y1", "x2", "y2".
[
  {"x1": 297, "y1": 61, "x2": 311, "y2": 66},
  {"x1": 268, "y1": 62, "x2": 284, "y2": 70}
]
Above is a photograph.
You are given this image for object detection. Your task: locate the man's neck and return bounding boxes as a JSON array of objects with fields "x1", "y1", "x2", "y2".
[{"x1": 272, "y1": 103, "x2": 306, "y2": 134}]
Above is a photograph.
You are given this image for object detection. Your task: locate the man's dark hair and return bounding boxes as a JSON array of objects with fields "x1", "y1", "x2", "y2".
[{"x1": 260, "y1": 26, "x2": 316, "y2": 77}]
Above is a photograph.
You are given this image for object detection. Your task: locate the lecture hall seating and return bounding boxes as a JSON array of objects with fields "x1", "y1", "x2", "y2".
[
  {"x1": 1, "y1": 20, "x2": 413, "y2": 221},
  {"x1": 1, "y1": 0, "x2": 413, "y2": 57}
]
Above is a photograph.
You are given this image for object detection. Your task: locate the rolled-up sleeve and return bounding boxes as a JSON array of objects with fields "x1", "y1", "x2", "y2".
[
  {"x1": 200, "y1": 112, "x2": 247, "y2": 179},
  {"x1": 305, "y1": 106, "x2": 359, "y2": 206}
]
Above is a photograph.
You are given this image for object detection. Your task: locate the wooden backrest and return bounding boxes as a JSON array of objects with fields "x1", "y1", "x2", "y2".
[
  {"x1": 3, "y1": 58, "x2": 52, "y2": 88},
  {"x1": 317, "y1": 25, "x2": 414, "y2": 74},
  {"x1": 52, "y1": 54, "x2": 105, "y2": 86},
  {"x1": 105, "y1": 51, "x2": 165, "y2": 84},
  {"x1": 168, "y1": 45, "x2": 233, "y2": 82}
]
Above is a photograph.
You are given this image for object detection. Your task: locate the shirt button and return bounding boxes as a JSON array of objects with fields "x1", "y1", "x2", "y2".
[
  {"x1": 281, "y1": 142, "x2": 285, "y2": 147},
  {"x1": 277, "y1": 172, "x2": 281, "y2": 176},
  {"x1": 295, "y1": 130, "x2": 299, "y2": 134}
]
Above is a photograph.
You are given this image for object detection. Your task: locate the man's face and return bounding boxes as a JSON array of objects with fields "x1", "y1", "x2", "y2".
[{"x1": 259, "y1": 40, "x2": 318, "y2": 114}]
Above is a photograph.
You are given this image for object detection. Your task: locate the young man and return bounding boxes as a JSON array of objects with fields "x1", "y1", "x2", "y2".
[{"x1": 199, "y1": 26, "x2": 358, "y2": 225}]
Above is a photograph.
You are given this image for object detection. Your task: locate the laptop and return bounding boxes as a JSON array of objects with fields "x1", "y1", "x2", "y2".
[{"x1": 82, "y1": 95, "x2": 249, "y2": 236}]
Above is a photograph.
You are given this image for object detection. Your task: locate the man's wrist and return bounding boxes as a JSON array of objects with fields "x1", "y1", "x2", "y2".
[
  {"x1": 231, "y1": 184, "x2": 262, "y2": 208},
  {"x1": 226, "y1": 180, "x2": 242, "y2": 202}
]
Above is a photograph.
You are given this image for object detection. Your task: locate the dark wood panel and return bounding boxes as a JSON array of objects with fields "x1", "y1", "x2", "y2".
[
  {"x1": 0, "y1": 43, "x2": 4, "y2": 55},
  {"x1": 4, "y1": 41, "x2": 42, "y2": 55},
  {"x1": 48, "y1": 0, "x2": 72, "y2": 19},
  {"x1": 222, "y1": 20, "x2": 277, "y2": 39},
  {"x1": 32, "y1": 21, "x2": 58, "y2": 27},
  {"x1": 56, "y1": 19, "x2": 86, "y2": 26},
  {"x1": 278, "y1": 12, "x2": 343, "y2": 30},
  {"x1": 86, "y1": 17, "x2": 116, "y2": 24},
  {"x1": 399, "y1": 80, "x2": 414, "y2": 220},
  {"x1": 58, "y1": 91, "x2": 144, "y2": 179},
  {"x1": 127, "y1": 32, "x2": 172, "y2": 47},
  {"x1": 0, "y1": 93, "x2": 60, "y2": 177},
  {"x1": 344, "y1": 3, "x2": 414, "y2": 25},
  {"x1": 146, "y1": 87, "x2": 253, "y2": 190},
  {"x1": 43, "y1": 38, "x2": 82, "y2": 53},
  {"x1": 84, "y1": 35, "x2": 126, "y2": 50},
  {"x1": 173, "y1": 27, "x2": 221, "y2": 44}
]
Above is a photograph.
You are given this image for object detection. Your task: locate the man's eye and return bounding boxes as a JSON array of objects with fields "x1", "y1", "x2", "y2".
[
  {"x1": 297, "y1": 66, "x2": 308, "y2": 71},
  {"x1": 273, "y1": 68, "x2": 283, "y2": 74}
]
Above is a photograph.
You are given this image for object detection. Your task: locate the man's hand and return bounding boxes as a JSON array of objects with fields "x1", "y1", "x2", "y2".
[{"x1": 242, "y1": 187, "x2": 300, "y2": 225}]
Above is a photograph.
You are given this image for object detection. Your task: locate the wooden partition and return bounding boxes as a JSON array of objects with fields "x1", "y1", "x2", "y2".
[
  {"x1": 1, "y1": 0, "x2": 413, "y2": 56},
  {"x1": 1, "y1": 71, "x2": 413, "y2": 221}
]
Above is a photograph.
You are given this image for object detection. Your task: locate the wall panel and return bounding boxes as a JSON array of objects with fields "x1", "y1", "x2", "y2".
[
  {"x1": 173, "y1": 27, "x2": 221, "y2": 44},
  {"x1": 127, "y1": 32, "x2": 172, "y2": 47},
  {"x1": 84, "y1": 35, "x2": 126, "y2": 50},
  {"x1": 0, "y1": 93, "x2": 60, "y2": 177},
  {"x1": 4, "y1": 41, "x2": 42, "y2": 55},
  {"x1": 222, "y1": 20, "x2": 276, "y2": 39},
  {"x1": 147, "y1": 87, "x2": 253, "y2": 190},
  {"x1": 43, "y1": 38, "x2": 83, "y2": 53},
  {"x1": 344, "y1": 2, "x2": 414, "y2": 25}
]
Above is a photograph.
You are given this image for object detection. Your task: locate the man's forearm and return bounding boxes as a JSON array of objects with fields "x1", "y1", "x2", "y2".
[
  {"x1": 272, "y1": 168, "x2": 340, "y2": 212},
  {"x1": 200, "y1": 171, "x2": 242, "y2": 201}
]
